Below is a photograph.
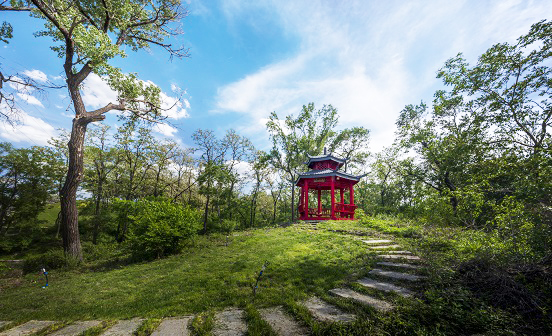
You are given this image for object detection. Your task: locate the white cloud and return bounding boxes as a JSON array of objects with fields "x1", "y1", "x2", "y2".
[
  {"x1": 160, "y1": 92, "x2": 190, "y2": 119},
  {"x1": 153, "y1": 122, "x2": 178, "y2": 137},
  {"x1": 0, "y1": 108, "x2": 57, "y2": 146},
  {"x1": 16, "y1": 93, "x2": 44, "y2": 107},
  {"x1": 81, "y1": 73, "x2": 119, "y2": 109},
  {"x1": 214, "y1": 0, "x2": 552, "y2": 152},
  {"x1": 81, "y1": 74, "x2": 189, "y2": 119},
  {"x1": 22, "y1": 69, "x2": 48, "y2": 83}
]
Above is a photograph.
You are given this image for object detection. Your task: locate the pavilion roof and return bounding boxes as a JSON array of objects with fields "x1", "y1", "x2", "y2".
[
  {"x1": 304, "y1": 153, "x2": 346, "y2": 168},
  {"x1": 295, "y1": 169, "x2": 364, "y2": 185}
]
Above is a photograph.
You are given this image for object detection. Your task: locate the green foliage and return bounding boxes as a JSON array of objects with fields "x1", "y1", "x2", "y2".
[
  {"x1": 23, "y1": 249, "x2": 67, "y2": 274},
  {"x1": 0, "y1": 143, "x2": 65, "y2": 252},
  {"x1": 211, "y1": 219, "x2": 238, "y2": 234},
  {"x1": 123, "y1": 199, "x2": 201, "y2": 259}
]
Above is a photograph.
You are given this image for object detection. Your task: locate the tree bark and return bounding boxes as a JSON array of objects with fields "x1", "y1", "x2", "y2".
[{"x1": 60, "y1": 117, "x2": 89, "y2": 262}]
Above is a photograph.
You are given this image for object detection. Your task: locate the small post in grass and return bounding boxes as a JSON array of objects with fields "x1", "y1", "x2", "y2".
[
  {"x1": 41, "y1": 267, "x2": 49, "y2": 288},
  {"x1": 253, "y1": 261, "x2": 269, "y2": 297}
]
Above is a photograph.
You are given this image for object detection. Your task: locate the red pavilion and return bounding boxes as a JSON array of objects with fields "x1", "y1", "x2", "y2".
[{"x1": 296, "y1": 149, "x2": 365, "y2": 220}]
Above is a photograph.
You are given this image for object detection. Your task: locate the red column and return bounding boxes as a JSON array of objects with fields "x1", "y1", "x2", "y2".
[
  {"x1": 317, "y1": 189, "x2": 321, "y2": 215},
  {"x1": 330, "y1": 177, "x2": 335, "y2": 220},
  {"x1": 299, "y1": 183, "x2": 304, "y2": 220},
  {"x1": 350, "y1": 184, "x2": 355, "y2": 220},
  {"x1": 305, "y1": 180, "x2": 309, "y2": 219}
]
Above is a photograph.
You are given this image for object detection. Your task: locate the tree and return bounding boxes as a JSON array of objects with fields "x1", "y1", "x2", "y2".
[
  {"x1": 83, "y1": 124, "x2": 119, "y2": 244},
  {"x1": 437, "y1": 20, "x2": 552, "y2": 157},
  {"x1": 328, "y1": 126, "x2": 370, "y2": 173},
  {"x1": 2, "y1": 0, "x2": 189, "y2": 261},
  {"x1": 0, "y1": 143, "x2": 63, "y2": 251},
  {"x1": 266, "y1": 103, "x2": 339, "y2": 222}
]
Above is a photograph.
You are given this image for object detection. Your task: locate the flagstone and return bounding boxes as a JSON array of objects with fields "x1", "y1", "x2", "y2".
[
  {"x1": 362, "y1": 239, "x2": 393, "y2": 244},
  {"x1": 376, "y1": 261, "x2": 422, "y2": 270},
  {"x1": 379, "y1": 254, "x2": 421, "y2": 261},
  {"x1": 0, "y1": 320, "x2": 56, "y2": 336},
  {"x1": 368, "y1": 245, "x2": 401, "y2": 249},
  {"x1": 356, "y1": 278, "x2": 414, "y2": 297},
  {"x1": 102, "y1": 318, "x2": 144, "y2": 336},
  {"x1": 303, "y1": 297, "x2": 356, "y2": 323},
  {"x1": 213, "y1": 309, "x2": 246, "y2": 336},
  {"x1": 259, "y1": 307, "x2": 307, "y2": 336},
  {"x1": 369, "y1": 269, "x2": 426, "y2": 281},
  {"x1": 151, "y1": 317, "x2": 192, "y2": 336},
  {"x1": 50, "y1": 320, "x2": 103, "y2": 336},
  {"x1": 329, "y1": 288, "x2": 394, "y2": 312}
]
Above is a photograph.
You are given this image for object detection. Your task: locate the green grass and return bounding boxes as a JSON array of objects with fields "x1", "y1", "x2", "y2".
[
  {"x1": 0, "y1": 226, "x2": 370, "y2": 320},
  {"x1": 37, "y1": 203, "x2": 60, "y2": 228},
  {"x1": 2, "y1": 216, "x2": 548, "y2": 335}
]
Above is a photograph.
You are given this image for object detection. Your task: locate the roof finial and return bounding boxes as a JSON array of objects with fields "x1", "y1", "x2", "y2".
[{"x1": 324, "y1": 147, "x2": 327, "y2": 155}]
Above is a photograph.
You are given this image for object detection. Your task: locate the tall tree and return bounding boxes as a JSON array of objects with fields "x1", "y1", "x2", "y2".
[
  {"x1": 266, "y1": 103, "x2": 370, "y2": 222},
  {"x1": 1, "y1": 0, "x2": 189, "y2": 261}
]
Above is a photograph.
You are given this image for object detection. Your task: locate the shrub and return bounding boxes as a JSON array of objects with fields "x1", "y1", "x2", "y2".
[
  {"x1": 23, "y1": 248, "x2": 67, "y2": 274},
  {"x1": 211, "y1": 219, "x2": 238, "y2": 234},
  {"x1": 125, "y1": 199, "x2": 201, "y2": 259}
]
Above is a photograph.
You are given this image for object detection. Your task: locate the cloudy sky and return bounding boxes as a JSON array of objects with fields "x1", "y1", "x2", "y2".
[{"x1": 1, "y1": 0, "x2": 551, "y2": 152}]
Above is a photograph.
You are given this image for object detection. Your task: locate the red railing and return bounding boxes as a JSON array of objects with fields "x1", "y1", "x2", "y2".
[
  {"x1": 299, "y1": 203, "x2": 356, "y2": 218},
  {"x1": 335, "y1": 203, "x2": 357, "y2": 213}
]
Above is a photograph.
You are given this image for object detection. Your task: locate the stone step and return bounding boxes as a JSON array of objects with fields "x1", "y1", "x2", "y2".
[
  {"x1": 0, "y1": 320, "x2": 56, "y2": 336},
  {"x1": 151, "y1": 317, "x2": 192, "y2": 336},
  {"x1": 329, "y1": 288, "x2": 393, "y2": 312},
  {"x1": 379, "y1": 254, "x2": 421, "y2": 261},
  {"x1": 377, "y1": 261, "x2": 422, "y2": 270},
  {"x1": 259, "y1": 307, "x2": 307, "y2": 336},
  {"x1": 303, "y1": 297, "x2": 356, "y2": 323},
  {"x1": 50, "y1": 320, "x2": 103, "y2": 336},
  {"x1": 362, "y1": 239, "x2": 393, "y2": 245},
  {"x1": 369, "y1": 269, "x2": 426, "y2": 281},
  {"x1": 102, "y1": 318, "x2": 144, "y2": 336},
  {"x1": 213, "y1": 309, "x2": 247, "y2": 336},
  {"x1": 380, "y1": 250, "x2": 412, "y2": 254},
  {"x1": 356, "y1": 278, "x2": 414, "y2": 298},
  {"x1": 368, "y1": 245, "x2": 401, "y2": 250}
]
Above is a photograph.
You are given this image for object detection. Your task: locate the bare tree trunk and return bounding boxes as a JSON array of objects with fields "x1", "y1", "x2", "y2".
[
  {"x1": 290, "y1": 182, "x2": 295, "y2": 222},
  {"x1": 60, "y1": 117, "x2": 89, "y2": 262},
  {"x1": 92, "y1": 179, "x2": 103, "y2": 244},
  {"x1": 203, "y1": 193, "x2": 210, "y2": 233}
]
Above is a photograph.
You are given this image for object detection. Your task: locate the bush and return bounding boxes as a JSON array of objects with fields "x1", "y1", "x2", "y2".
[
  {"x1": 211, "y1": 219, "x2": 238, "y2": 234},
  {"x1": 125, "y1": 199, "x2": 201, "y2": 259},
  {"x1": 23, "y1": 248, "x2": 67, "y2": 274}
]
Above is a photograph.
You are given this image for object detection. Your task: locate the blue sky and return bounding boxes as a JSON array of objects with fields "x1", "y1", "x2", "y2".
[{"x1": 1, "y1": 0, "x2": 551, "y2": 152}]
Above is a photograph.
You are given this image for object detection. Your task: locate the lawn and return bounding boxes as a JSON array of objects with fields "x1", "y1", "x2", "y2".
[{"x1": 0, "y1": 226, "x2": 372, "y2": 321}]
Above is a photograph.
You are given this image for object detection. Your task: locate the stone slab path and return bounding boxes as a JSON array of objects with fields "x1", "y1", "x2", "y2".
[
  {"x1": 380, "y1": 250, "x2": 412, "y2": 254},
  {"x1": 303, "y1": 297, "x2": 356, "y2": 323},
  {"x1": 369, "y1": 269, "x2": 425, "y2": 281},
  {"x1": 379, "y1": 254, "x2": 421, "y2": 261},
  {"x1": 362, "y1": 239, "x2": 393, "y2": 244},
  {"x1": 151, "y1": 317, "x2": 192, "y2": 336},
  {"x1": 0, "y1": 320, "x2": 56, "y2": 336},
  {"x1": 102, "y1": 318, "x2": 144, "y2": 336},
  {"x1": 356, "y1": 278, "x2": 414, "y2": 298},
  {"x1": 368, "y1": 245, "x2": 401, "y2": 249},
  {"x1": 50, "y1": 320, "x2": 103, "y2": 336},
  {"x1": 259, "y1": 307, "x2": 307, "y2": 336},
  {"x1": 213, "y1": 309, "x2": 247, "y2": 336},
  {"x1": 329, "y1": 288, "x2": 394, "y2": 312},
  {"x1": 377, "y1": 261, "x2": 421, "y2": 269}
]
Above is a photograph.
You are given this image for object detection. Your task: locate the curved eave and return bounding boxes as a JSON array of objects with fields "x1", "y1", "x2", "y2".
[
  {"x1": 295, "y1": 170, "x2": 363, "y2": 185},
  {"x1": 305, "y1": 154, "x2": 347, "y2": 169}
]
